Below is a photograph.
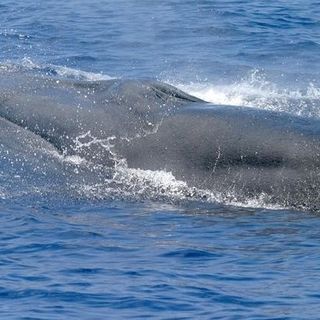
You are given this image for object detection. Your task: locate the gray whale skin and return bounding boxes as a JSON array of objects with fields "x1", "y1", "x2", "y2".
[{"x1": 0, "y1": 71, "x2": 319, "y2": 210}]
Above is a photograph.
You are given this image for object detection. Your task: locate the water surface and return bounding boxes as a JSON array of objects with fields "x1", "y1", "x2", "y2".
[{"x1": 1, "y1": 1, "x2": 320, "y2": 319}]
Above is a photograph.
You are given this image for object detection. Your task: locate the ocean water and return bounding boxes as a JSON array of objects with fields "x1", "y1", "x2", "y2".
[{"x1": 1, "y1": 1, "x2": 320, "y2": 319}]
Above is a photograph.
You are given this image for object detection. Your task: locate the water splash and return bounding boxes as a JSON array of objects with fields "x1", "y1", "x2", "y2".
[
  {"x1": 61, "y1": 130, "x2": 284, "y2": 210},
  {"x1": 173, "y1": 70, "x2": 320, "y2": 118}
]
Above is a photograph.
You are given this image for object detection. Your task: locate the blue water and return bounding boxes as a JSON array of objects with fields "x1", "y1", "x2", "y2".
[{"x1": 1, "y1": 1, "x2": 320, "y2": 319}]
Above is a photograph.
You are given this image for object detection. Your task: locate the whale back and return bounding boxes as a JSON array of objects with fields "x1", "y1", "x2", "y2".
[{"x1": 0, "y1": 71, "x2": 320, "y2": 210}]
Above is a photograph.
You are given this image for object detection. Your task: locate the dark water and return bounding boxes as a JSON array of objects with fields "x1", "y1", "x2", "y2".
[{"x1": 1, "y1": 1, "x2": 320, "y2": 319}]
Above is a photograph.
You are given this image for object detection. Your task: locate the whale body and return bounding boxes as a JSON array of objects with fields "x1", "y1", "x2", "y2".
[{"x1": 0, "y1": 70, "x2": 320, "y2": 210}]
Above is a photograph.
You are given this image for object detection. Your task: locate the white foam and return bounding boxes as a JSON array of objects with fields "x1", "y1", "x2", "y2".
[
  {"x1": 52, "y1": 65, "x2": 113, "y2": 81},
  {"x1": 44, "y1": 148, "x2": 87, "y2": 166},
  {"x1": 0, "y1": 57, "x2": 115, "y2": 81},
  {"x1": 172, "y1": 70, "x2": 320, "y2": 118}
]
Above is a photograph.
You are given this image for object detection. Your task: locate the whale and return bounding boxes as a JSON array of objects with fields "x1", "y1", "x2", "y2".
[{"x1": 0, "y1": 70, "x2": 320, "y2": 210}]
